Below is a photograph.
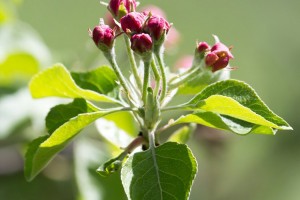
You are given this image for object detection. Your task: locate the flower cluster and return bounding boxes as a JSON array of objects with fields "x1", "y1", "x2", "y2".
[
  {"x1": 120, "y1": 11, "x2": 171, "y2": 57},
  {"x1": 195, "y1": 41, "x2": 234, "y2": 72}
]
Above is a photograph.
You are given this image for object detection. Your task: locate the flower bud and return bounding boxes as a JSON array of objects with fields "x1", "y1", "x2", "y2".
[
  {"x1": 131, "y1": 33, "x2": 153, "y2": 56},
  {"x1": 91, "y1": 22, "x2": 115, "y2": 52},
  {"x1": 108, "y1": 0, "x2": 137, "y2": 19},
  {"x1": 205, "y1": 42, "x2": 233, "y2": 72},
  {"x1": 144, "y1": 15, "x2": 171, "y2": 42},
  {"x1": 197, "y1": 42, "x2": 210, "y2": 54},
  {"x1": 120, "y1": 12, "x2": 146, "y2": 34}
]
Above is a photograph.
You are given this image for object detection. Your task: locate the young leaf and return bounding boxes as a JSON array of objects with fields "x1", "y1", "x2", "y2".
[
  {"x1": 71, "y1": 66, "x2": 118, "y2": 94},
  {"x1": 95, "y1": 111, "x2": 138, "y2": 148},
  {"x1": 185, "y1": 79, "x2": 292, "y2": 131},
  {"x1": 29, "y1": 64, "x2": 121, "y2": 104},
  {"x1": 121, "y1": 142, "x2": 197, "y2": 200},
  {"x1": 97, "y1": 151, "x2": 127, "y2": 177},
  {"x1": 25, "y1": 99, "x2": 120, "y2": 181},
  {"x1": 168, "y1": 123, "x2": 196, "y2": 143},
  {"x1": 0, "y1": 53, "x2": 39, "y2": 86},
  {"x1": 172, "y1": 111, "x2": 276, "y2": 135}
]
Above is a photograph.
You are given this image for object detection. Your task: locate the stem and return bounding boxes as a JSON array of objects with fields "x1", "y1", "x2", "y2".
[
  {"x1": 104, "y1": 50, "x2": 131, "y2": 98},
  {"x1": 154, "y1": 52, "x2": 167, "y2": 103},
  {"x1": 124, "y1": 136, "x2": 146, "y2": 154},
  {"x1": 124, "y1": 35, "x2": 143, "y2": 90},
  {"x1": 168, "y1": 67, "x2": 201, "y2": 91},
  {"x1": 148, "y1": 129, "x2": 156, "y2": 149},
  {"x1": 142, "y1": 61, "x2": 151, "y2": 102},
  {"x1": 151, "y1": 57, "x2": 161, "y2": 97},
  {"x1": 161, "y1": 104, "x2": 189, "y2": 112}
]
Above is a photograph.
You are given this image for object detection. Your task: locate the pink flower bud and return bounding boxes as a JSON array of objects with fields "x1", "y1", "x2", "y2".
[
  {"x1": 120, "y1": 12, "x2": 146, "y2": 34},
  {"x1": 130, "y1": 33, "x2": 153, "y2": 55},
  {"x1": 108, "y1": 0, "x2": 137, "y2": 18},
  {"x1": 91, "y1": 24, "x2": 115, "y2": 51},
  {"x1": 197, "y1": 42, "x2": 210, "y2": 54},
  {"x1": 144, "y1": 15, "x2": 171, "y2": 41},
  {"x1": 205, "y1": 42, "x2": 233, "y2": 72}
]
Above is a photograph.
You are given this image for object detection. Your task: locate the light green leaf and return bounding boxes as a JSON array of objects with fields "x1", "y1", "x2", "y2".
[
  {"x1": 173, "y1": 111, "x2": 275, "y2": 135},
  {"x1": 186, "y1": 79, "x2": 292, "y2": 131},
  {"x1": 121, "y1": 142, "x2": 197, "y2": 200},
  {"x1": 25, "y1": 99, "x2": 119, "y2": 181},
  {"x1": 97, "y1": 151, "x2": 127, "y2": 177},
  {"x1": 29, "y1": 64, "x2": 121, "y2": 104},
  {"x1": 45, "y1": 98, "x2": 98, "y2": 134},
  {"x1": 71, "y1": 65, "x2": 118, "y2": 95},
  {"x1": 177, "y1": 69, "x2": 229, "y2": 95},
  {"x1": 0, "y1": 52, "x2": 39, "y2": 86},
  {"x1": 168, "y1": 123, "x2": 196, "y2": 143},
  {"x1": 96, "y1": 111, "x2": 138, "y2": 148}
]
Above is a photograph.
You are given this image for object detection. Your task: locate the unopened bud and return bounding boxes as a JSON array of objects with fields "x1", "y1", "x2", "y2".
[
  {"x1": 197, "y1": 42, "x2": 210, "y2": 54},
  {"x1": 131, "y1": 33, "x2": 153, "y2": 57},
  {"x1": 90, "y1": 21, "x2": 115, "y2": 51},
  {"x1": 205, "y1": 42, "x2": 234, "y2": 72},
  {"x1": 144, "y1": 15, "x2": 171, "y2": 42},
  {"x1": 120, "y1": 12, "x2": 146, "y2": 34},
  {"x1": 108, "y1": 0, "x2": 137, "y2": 19}
]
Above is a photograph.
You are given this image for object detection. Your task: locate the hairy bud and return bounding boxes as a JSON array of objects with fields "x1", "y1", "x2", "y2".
[
  {"x1": 108, "y1": 0, "x2": 137, "y2": 19},
  {"x1": 91, "y1": 22, "x2": 115, "y2": 51},
  {"x1": 131, "y1": 33, "x2": 153, "y2": 56},
  {"x1": 120, "y1": 12, "x2": 146, "y2": 34}
]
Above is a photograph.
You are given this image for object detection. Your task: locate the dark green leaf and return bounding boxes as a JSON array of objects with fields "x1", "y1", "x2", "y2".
[
  {"x1": 25, "y1": 100, "x2": 120, "y2": 181},
  {"x1": 121, "y1": 142, "x2": 197, "y2": 200},
  {"x1": 97, "y1": 151, "x2": 127, "y2": 177},
  {"x1": 186, "y1": 79, "x2": 292, "y2": 131},
  {"x1": 46, "y1": 98, "x2": 98, "y2": 134},
  {"x1": 71, "y1": 66, "x2": 118, "y2": 95}
]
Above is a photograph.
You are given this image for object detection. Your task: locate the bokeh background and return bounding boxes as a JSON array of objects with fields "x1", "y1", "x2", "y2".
[{"x1": 1, "y1": 0, "x2": 299, "y2": 199}]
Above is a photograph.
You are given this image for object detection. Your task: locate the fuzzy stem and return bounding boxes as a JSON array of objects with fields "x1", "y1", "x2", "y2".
[
  {"x1": 154, "y1": 52, "x2": 167, "y2": 102},
  {"x1": 168, "y1": 67, "x2": 202, "y2": 91},
  {"x1": 142, "y1": 61, "x2": 151, "y2": 102},
  {"x1": 124, "y1": 35, "x2": 143, "y2": 90},
  {"x1": 151, "y1": 57, "x2": 161, "y2": 97}
]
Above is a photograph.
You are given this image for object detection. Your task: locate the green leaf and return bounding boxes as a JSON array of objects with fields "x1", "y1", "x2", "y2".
[
  {"x1": 25, "y1": 99, "x2": 119, "y2": 181},
  {"x1": 71, "y1": 65, "x2": 118, "y2": 95},
  {"x1": 97, "y1": 151, "x2": 127, "y2": 177},
  {"x1": 177, "y1": 69, "x2": 229, "y2": 95},
  {"x1": 0, "y1": 53, "x2": 39, "y2": 86},
  {"x1": 186, "y1": 79, "x2": 292, "y2": 131},
  {"x1": 121, "y1": 142, "x2": 197, "y2": 200},
  {"x1": 45, "y1": 98, "x2": 98, "y2": 134},
  {"x1": 173, "y1": 111, "x2": 276, "y2": 135},
  {"x1": 29, "y1": 64, "x2": 121, "y2": 104},
  {"x1": 168, "y1": 124, "x2": 196, "y2": 143},
  {"x1": 96, "y1": 111, "x2": 138, "y2": 148}
]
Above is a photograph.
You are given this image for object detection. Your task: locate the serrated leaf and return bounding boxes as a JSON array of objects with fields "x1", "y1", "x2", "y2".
[
  {"x1": 121, "y1": 142, "x2": 197, "y2": 200},
  {"x1": 186, "y1": 79, "x2": 292, "y2": 131},
  {"x1": 71, "y1": 65, "x2": 118, "y2": 94},
  {"x1": 29, "y1": 64, "x2": 121, "y2": 104},
  {"x1": 25, "y1": 99, "x2": 120, "y2": 181},
  {"x1": 173, "y1": 111, "x2": 275, "y2": 135}
]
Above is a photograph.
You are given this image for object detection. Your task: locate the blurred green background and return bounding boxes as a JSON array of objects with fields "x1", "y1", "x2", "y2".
[{"x1": 1, "y1": 0, "x2": 299, "y2": 199}]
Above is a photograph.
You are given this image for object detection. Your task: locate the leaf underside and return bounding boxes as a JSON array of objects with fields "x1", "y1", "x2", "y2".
[{"x1": 172, "y1": 79, "x2": 292, "y2": 135}]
